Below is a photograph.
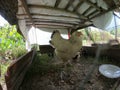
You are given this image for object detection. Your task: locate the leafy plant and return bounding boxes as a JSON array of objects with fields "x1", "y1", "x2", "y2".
[{"x1": 0, "y1": 24, "x2": 26, "y2": 60}]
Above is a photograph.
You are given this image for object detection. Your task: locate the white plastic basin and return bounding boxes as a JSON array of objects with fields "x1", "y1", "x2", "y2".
[{"x1": 99, "y1": 64, "x2": 120, "y2": 78}]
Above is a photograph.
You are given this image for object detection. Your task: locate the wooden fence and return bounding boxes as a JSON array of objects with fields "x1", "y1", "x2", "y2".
[{"x1": 5, "y1": 50, "x2": 36, "y2": 90}]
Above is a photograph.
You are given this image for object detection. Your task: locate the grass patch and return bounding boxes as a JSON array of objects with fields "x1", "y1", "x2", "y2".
[{"x1": 26, "y1": 53, "x2": 62, "y2": 77}]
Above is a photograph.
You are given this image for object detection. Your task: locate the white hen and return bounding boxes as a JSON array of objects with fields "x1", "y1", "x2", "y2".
[{"x1": 49, "y1": 30, "x2": 83, "y2": 64}]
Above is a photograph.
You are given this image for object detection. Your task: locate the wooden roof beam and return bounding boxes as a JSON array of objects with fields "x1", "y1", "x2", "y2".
[
  {"x1": 25, "y1": 18, "x2": 80, "y2": 24},
  {"x1": 90, "y1": 4, "x2": 120, "y2": 19},
  {"x1": 75, "y1": 24, "x2": 93, "y2": 30},
  {"x1": 20, "y1": 0, "x2": 34, "y2": 26},
  {"x1": 75, "y1": 12, "x2": 88, "y2": 20},
  {"x1": 85, "y1": 0, "x2": 101, "y2": 11},
  {"x1": 82, "y1": 6, "x2": 93, "y2": 16},
  {"x1": 70, "y1": 0, "x2": 88, "y2": 20},
  {"x1": 103, "y1": 0, "x2": 110, "y2": 7},
  {"x1": 28, "y1": 4, "x2": 79, "y2": 18},
  {"x1": 26, "y1": 24, "x2": 73, "y2": 28},
  {"x1": 65, "y1": 0, "x2": 74, "y2": 10},
  {"x1": 26, "y1": 20, "x2": 77, "y2": 25},
  {"x1": 73, "y1": 0, "x2": 84, "y2": 12},
  {"x1": 31, "y1": 25, "x2": 69, "y2": 29},
  {"x1": 17, "y1": 13, "x2": 80, "y2": 20},
  {"x1": 87, "y1": 10, "x2": 99, "y2": 17},
  {"x1": 54, "y1": 0, "x2": 61, "y2": 8}
]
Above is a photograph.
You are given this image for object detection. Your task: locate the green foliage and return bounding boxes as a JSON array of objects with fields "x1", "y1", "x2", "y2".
[
  {"x1": 0, "y1": 24, "x2": 25, "y2": 50},
  {"x1": 0, "y1": 24, "x2": 26, "y2": 59},
  {"x1": 110, "y1": 27, "x2": 120, "y2": 37},
  {"x1": 80, "y1": 28, "x2": 114, "y2": 42},
  {"x1": 11, "y1": 46, "x2": 27, "y2": 59},
  {"x1": 27, "y1": 54, "x2": 61, "y2": 76}
]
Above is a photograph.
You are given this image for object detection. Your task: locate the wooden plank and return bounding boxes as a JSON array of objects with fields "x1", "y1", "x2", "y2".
[
  {"x1": 5, "y1": 50, "x2": 36, "y2": 90},
  {"x1": 36, "y1": 26, "x2": 68, "y2": 29},
  {"x1": 54, "y1": 0, "x2": 61, "y2": 7},
  {"x1": 73, "y1": 0, "x2": 84, "y2": 12},
  {"x1": 87, "y1": 9, "x2": 99, "y2": 17},
  {"x1": 26, "y1": 21, "x2": 77, "y2": 26},
  {"x1": 28, "y1": 4, "x2": 79, "y2": 18},
  {"x1": 82, "y1": 6, "x2": 93, "y2": 16},
  {"x1": 82, "y1": 45, "x2": 120, "y2": 60},
  {"x1": 75, "y1": 24, "x2": 93, "y2": 30},
  {"x1": 26, "y1": 15, "x2": 80, "y2": 22},
  {"x1": 70, "y1": 0, "x2": 88, "y2": 20},
  {"x1": 31, "y1": 13, "x2": 79, "y2": 19},
  {"x1": 26, "y1": 24, "x2": 70, "y2": 29},
  {"x1": 26, "y1": 19, "x2": 79, "y2": 25},
  {"x1": 26, "y1": 23, "x2": 74, "y2": 28},
  {"x1": 75, "y1": 12, "x2": 88, "y2": 20},
  {"x1": 85, "y1": 0, "x2": 101, "y2": 11},
  {"x1": 65, "y1": 0, "x2": 74, "y2": 10},
  {"x1": 89, "y1": 4, "x2": 120, "y2": 19},
  {"x1": 20, "y1": 0, "x2": 35, "y2": 26},
  {"x1": 103, "y1": 0, "x2": 115, "y2": 7},
  {"x1": 17, "y1": 13, "x2": 80, "y2": 19}
]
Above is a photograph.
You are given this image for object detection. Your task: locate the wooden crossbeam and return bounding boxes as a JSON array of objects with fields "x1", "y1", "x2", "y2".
[
  {"x1": 85, "y1": 0, "x2": 101, "y2": 11},
  {"x1": 28, "y1": 4, "x2": 79, "y2": 18},
  {"x1": 25, "y1": 18, "x2": 80, "y2": 24},
  {"x1": 89, "y1": 4, "x2": 120, "y2": 19},
  {"x1": 26, "y1": 20, "x2": 78, "y2": 25},
  {"x1": 103, "y1": 0, "x2": 114, "y2": 7},
  {"x1": 26, "y1": 23, "x2": 74, "y2": 27},
  {"x1": 75, "y1": 12, "x2": 88, "y2": 20},
  {"x1": 20, "y1": 0, "x2": 34, "y2": 26},
  {"x1": 17, "y1": 14, "x2": 81, "y2": 23},
  {"x1": 54, "y1": 0, "x2": 61, "y2": 7},
  {"x1": 65, "y1": 0, "x2": 74, "y2": 10},
  {"x1": 70, "y1": 0, "x2": 88, "y2": 20},
  {"x1": 82, "y1": 6, "x2": 93, "y2": 16},
  {"x1": 26, "y1": 24, "x2": 74, "y2": 28},
  {"x1": 34, "y1": 26, "x2": 68, "y2": 29},
  {"x1": 73, "y1": 0, "x2": 84, "y2": 12},
  {"x1": 17, "y1": 13, "x2": 80, "y2": 20},
  {"x1": 87, "y1": 10, "x2": 99, "y2": 17},
  {"x1": 103, "y1": 0, "x2": 110, "y2": 7},
  {"x1": 75, "y1": 24, "x2": 93, "y2": 30}
]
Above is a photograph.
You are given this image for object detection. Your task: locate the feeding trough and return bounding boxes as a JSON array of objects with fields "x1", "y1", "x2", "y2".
[{"x1": 99, "y1": 64, "x2": 120, "y2": 78}]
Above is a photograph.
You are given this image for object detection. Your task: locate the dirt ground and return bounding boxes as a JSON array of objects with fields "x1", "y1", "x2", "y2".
[{"x1": 19, "y1": 55, "x2": 120, "y2": 90}]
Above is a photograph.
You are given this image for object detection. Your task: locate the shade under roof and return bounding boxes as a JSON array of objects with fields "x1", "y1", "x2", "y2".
[{"x1": 0, "y1": 0, "x2": 120, "y2": 34}]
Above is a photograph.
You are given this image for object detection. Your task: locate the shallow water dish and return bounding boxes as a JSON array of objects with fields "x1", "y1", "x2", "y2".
[{"x1": 99, "y1": 64, "x2": 120, "y2": 78}]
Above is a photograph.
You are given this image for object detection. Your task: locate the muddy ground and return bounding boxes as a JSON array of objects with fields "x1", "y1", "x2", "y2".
[{"x1": 19, "y1": 54, "x2": 120, "y2": 90}]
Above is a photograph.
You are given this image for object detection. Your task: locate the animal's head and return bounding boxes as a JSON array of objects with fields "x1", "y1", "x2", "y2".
[
  {"x1": 51, "y1": 30, "x2": 60, "y2": 38},
  {"x1": 71, "y1": 31, "x2": 83, "y2": 38}
]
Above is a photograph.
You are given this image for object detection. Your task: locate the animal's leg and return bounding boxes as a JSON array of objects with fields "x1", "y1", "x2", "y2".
[
  {"x1": 72, "y1": 52, "x2": 80, "y2": 63},
  {"x1": 60, "y1": 61, "x2": 72, "y2": 80}
]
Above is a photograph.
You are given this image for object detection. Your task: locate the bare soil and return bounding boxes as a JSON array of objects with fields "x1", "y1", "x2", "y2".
[{"x1": 20, "y1": 56, "x2": 120, "y2": 90}]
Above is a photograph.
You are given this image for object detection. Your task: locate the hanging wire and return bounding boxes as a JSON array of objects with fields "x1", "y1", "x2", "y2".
[
  {"x1": 113, "y1": 12, "x2": 118, "y2": 39},
  {"x1": 34, "y1": 26, "x2": 39, "y2": 51},
  {"x1": 84, "y1": 27, "x2": 95, "y2": 44},
  {"x1": 34, "y1": 26, "x2": 38, "y2": 44}
]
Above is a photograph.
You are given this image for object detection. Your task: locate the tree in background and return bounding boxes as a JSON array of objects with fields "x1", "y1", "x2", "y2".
[{"x1": 0, "y1": 24, "x2": 26, "y2": 60}]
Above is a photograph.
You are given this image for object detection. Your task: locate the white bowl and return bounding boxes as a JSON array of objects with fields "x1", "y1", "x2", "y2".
[{"x1": 99, "y1": 64, "x2": 120, "y2": 78}]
